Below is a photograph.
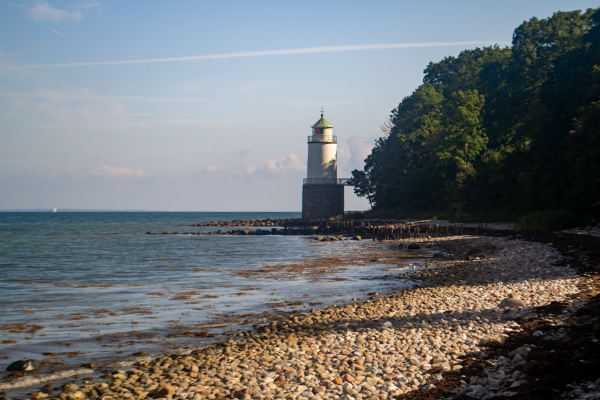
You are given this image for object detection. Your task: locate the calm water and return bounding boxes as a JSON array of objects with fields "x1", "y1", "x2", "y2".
[{"x1": 0, "y1": 212, "x2": 422, "y2": 393}]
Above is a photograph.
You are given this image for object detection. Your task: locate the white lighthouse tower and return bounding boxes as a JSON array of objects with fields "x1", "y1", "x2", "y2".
[{"x1": 302, "y1": 110, "x2": 344, "y2": 220}]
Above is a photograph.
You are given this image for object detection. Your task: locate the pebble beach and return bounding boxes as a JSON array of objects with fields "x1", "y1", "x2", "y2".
[{"x1": 12, "y1": 232, "x2": 586, "y2": 400}]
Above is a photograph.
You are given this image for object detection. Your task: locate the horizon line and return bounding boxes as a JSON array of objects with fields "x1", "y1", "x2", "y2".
[
  {"x1": 0, "y1": 209, "x2": 304, "y2": 212},
  {"x1": 16, "y1": 41, "x2": 507, "y2": 68}
]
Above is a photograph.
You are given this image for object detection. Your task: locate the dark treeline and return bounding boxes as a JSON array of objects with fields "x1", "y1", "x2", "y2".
[{"x1": 351, "y1": 8, "x2": 600, "y2": 227}]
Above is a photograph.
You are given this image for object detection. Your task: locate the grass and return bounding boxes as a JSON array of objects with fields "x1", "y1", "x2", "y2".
[{"x1": 517, "y1": 209, "x2": 584, "y2": 231}]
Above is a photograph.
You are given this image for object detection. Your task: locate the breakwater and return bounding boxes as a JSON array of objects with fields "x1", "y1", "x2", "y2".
[{"x1": 146, "y1": 218, "x2": 492, "y2": 239}]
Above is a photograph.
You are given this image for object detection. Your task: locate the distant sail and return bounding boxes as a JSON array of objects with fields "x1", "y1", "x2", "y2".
[{"x1": 53, "y1": 207, "x2": 57, "y2": 213}]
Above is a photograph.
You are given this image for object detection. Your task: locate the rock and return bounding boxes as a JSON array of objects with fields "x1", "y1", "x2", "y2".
[
  {"x1": 149, "y1": 384, "x2": 175, "y2": 398},
  {"x1": 6, "y1": 360, "x2": 40, "y2": 372},
  {"x1": 508, "y1": 346, "x2": 530, "y2": 357},
  {"x1": 274, "y1": 375, "x2": 286, "y2": 386},
  {"x1": 480, "y1": 334, "x2": 505, "y2": 345},
  {"x1": 80, "y1": 363, "x2": 96, "y2": 368},
  {"x1": 467, "y1": 247, "x2": 484, "y2": 255},
  {"x1": 499, "y1": 294, "x2": 526, "y2": 309},
  {"x1": 433, "y1": 252, "x2": 444, "y2": 258},
  {"x1": 232, "y1": 388, "x2": 250, "y2": 399},
  {"x1": 352, "y1": 236, "x2": 361, "y2": 241},
  {"x1": 407, "y1": 243, "x2": 420, "y2": 250},
  {"x1": 62, "y1": 384, "x2": 79, "y2": 393},
  {"x1": 70, "y1": 391, "x2": 85, "y2": 400}
]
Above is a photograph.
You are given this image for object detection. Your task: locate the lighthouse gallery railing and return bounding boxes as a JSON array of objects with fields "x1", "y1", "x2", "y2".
[
  {"x1": 303, "y1": 178, "x2": 351, "y2": 185},
  {"x1": 307, "y1": 135, "x2": 337, "y2": 143}
]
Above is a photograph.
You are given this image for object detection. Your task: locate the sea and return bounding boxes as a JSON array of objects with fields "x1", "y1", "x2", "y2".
[{"x1": 0, "y1": 212, "x2": 429, "y2": 395}]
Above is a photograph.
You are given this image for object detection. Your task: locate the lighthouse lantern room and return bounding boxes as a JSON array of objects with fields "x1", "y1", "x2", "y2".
[{"x1": 306, "y1": 110, "x2": 337, "y2": 180}]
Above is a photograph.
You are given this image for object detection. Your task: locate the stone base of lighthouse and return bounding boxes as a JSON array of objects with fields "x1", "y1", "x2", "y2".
[{"x1": 302, "y1": 184, "x2": 344, "y2": 220}]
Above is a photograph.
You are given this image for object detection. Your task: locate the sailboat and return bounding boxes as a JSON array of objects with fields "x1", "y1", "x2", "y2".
[{"x1": 53, "y1": 207, "x2": 57, "y2": 213}]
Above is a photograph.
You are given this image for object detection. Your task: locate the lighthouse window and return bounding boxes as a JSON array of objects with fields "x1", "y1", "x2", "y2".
[{"x1": 314, "y1": 128, "x2": 322, "y2": 135}]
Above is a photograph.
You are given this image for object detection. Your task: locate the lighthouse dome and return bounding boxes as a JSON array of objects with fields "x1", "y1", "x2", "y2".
[
  {"x1": 311, "y1": 111, "x2": 334, "y2": 136},
  {"x1": 311, "y1": 113, "x2": 334, "y2": 129}
]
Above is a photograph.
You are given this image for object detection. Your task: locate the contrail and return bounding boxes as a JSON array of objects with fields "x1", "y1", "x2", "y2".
[{"x1": 18, "y1": 42, "x2": 504, "y2": 68}]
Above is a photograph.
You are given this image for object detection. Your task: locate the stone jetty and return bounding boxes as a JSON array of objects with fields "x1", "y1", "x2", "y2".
[
  {"x1": 15, "y1": 233, "x2": 586, "y2": 400},
  {"x1": 147, "y1": 219, "x2": 500, "y2": 239}
]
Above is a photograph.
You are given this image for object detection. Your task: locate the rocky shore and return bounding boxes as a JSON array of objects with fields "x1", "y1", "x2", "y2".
[
  {"x1": 6, "y1": 231, "x2": 593, "y2": 400},
  {"x1": 147, "y1": 219, "x2": 492, "y2": 238}
]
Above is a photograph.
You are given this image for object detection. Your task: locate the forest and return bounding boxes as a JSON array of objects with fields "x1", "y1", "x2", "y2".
[{"x1": 350, "y1": 8, "x2": 600, "y2": 229}]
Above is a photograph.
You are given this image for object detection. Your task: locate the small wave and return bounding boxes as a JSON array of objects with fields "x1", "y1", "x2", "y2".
[
  {"x1": 0, "y1": 368, "x2": 94, "y2": 390},
  {"x1": 184, "y1": 322, "x2": 238, "y2": 329}
]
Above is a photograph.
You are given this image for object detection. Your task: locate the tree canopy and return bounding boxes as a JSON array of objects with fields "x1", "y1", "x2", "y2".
[{"x1": 351, "y1": 8, "x2": 600, "y2": 223}]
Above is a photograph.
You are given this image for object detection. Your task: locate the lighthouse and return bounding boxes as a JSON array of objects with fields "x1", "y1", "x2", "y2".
[{"x1": 302, "y1": 110, "x2": 344, "y2": 220}]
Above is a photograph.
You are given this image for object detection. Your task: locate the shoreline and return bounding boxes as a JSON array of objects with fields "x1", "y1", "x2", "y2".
[{"x1": 2, "y1": 230, "x2": 593, "y2": 400}]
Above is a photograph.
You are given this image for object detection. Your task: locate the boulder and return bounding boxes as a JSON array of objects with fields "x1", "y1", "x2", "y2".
[
  {"x1": 149, "y1": 384, "x2": 175, "y2": 398},
  {"x1": 407, "y1": 243, "x2": 420, "y2": 250},
  {"x1": 6, "y1": 360, "x2": 40, "y2": 372},
  {"x1": 508, "y1": 346, "x2": 530, "y2": 357},
  {"x1": 499, "y1": 293, "x2": 526, "y2": 309},
  {"x1": 62, "y1": 384, "x2": 79, "y2": 394},
  {"x1": 352, "y1": 236, "x2": 362, "y2": 241},
  {"x1": 467, "y1": 247, "x2": 484, "y2": 255}
]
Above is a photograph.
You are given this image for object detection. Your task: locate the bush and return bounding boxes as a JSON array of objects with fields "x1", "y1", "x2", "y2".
[{"x1": 518, "y1": 209, "x2": 582, "y2": 231}]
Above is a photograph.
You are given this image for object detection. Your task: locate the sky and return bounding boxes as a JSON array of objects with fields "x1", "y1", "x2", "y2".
[{"x1": 1, "y1": 1, "x2": 598, "y2": 211}]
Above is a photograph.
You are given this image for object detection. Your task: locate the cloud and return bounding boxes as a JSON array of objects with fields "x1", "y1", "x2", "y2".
[
  {"x1": 25, "y1": 0, "x2": 83, "y2": 23},
  {"x1": 346, "y1": 134, "x2": 381, "y2": 170},
  {"x1": 52, "y1": 29, "x2": 65, "y2": 37},
  {"x1": 239, "y1": 149, "x2": 251, "y2": 155},
  {"x1": 72, "y1": 0, "x2": 101, "y2": 9},
  {"x1": 89, "y1": 166, "x2": 144, "y2": 176},
  {"x1": 235, "y1": 153, "x2": 305, "y2": 179},
  {"x1": 0, "y1": 88, "x2": 214, "y2": 103},
  {"x1": 0, "y1": 86, "x2": 309, "y2": 133},
  {"x1": 234, "y1": 163, "x2": 257, "y2": 176},
  {"x1": 202, "y1": 164, "x2": 219, "y2": 173},
  {"x1": 16, "y1": 41, "x2": 509, "y2": 68},
  {"x1": 337, "y1": 147, "x2": 351, "y2": 169},
  {"x1": 66, "y1": 166, "x2": 82, "y2": 174}
]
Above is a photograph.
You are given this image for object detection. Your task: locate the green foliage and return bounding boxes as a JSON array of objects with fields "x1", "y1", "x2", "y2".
[
  {"x1": 352, "y1": 8, "x2": 600, "y2": 223},
  {"x1": 517, "y1": 209, "x2": 583, "y2": 231}
]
